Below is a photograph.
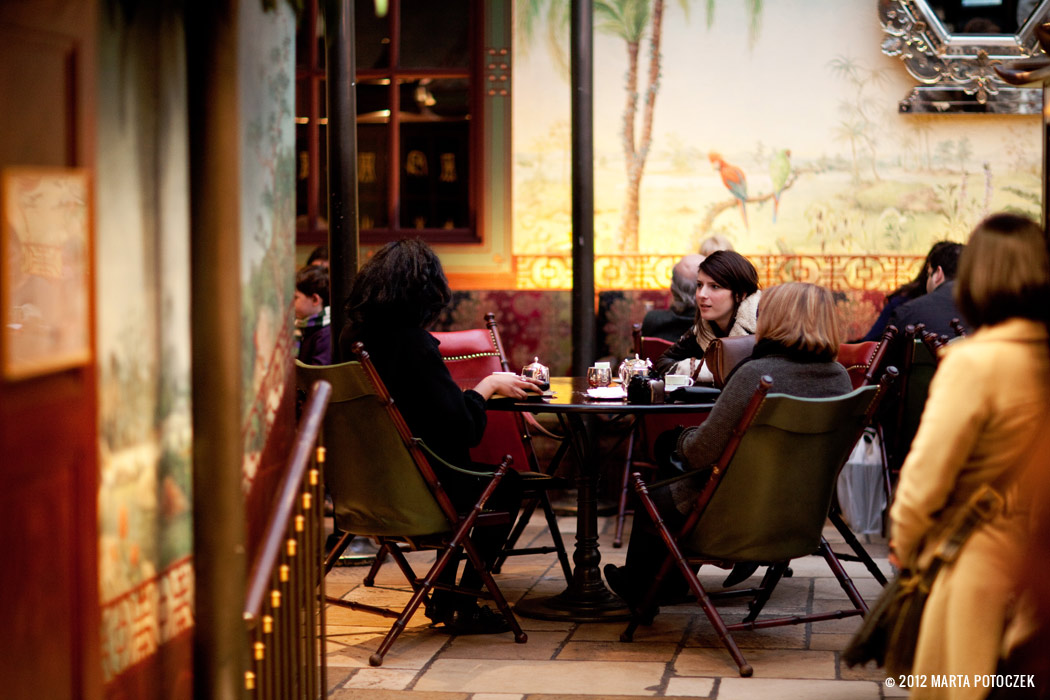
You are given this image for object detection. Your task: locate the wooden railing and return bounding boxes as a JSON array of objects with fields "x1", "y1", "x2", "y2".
[{"x1": 243, "y1": 380, "x2": 332, "y2": 698}]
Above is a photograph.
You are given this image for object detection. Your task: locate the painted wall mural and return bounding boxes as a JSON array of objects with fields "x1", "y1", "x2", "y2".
[
  {"x1": 511, "y1": 0, "x2": 1042, "y2": 290},
  {"x1": 95, "y1": 6, "x2": 193, "y2": 686},
  {"x1": 238, "y1": 2, "x2": 297, "y2": 546}
]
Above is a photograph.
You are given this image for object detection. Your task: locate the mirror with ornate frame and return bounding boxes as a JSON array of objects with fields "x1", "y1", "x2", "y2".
[{"x1": 879, "y1": 0, "x2": 1050, "y2": 113}]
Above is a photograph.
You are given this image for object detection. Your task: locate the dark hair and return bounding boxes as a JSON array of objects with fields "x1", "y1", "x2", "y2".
[
  {"x1": 955, "y1": 213, "x2": 1050, "y2": 329},
  {"x1": 295, "y1": 264, "x2": 330, "y2": 306},
  {"x1": 306, "y1": 244, "x2": 329, "y2": 266},
  {"x1": 927, "y1": 241, "x2": 964, "y2": 280},
  {"x1": 346, "y1": 238, "x2": 452, "y2": 329},
  {"x1": 890, "y1": 240, "x2": 961, "y2": 300},
  {"x1": 698, "y1": 250, "x2": 759, "y2": 303}
]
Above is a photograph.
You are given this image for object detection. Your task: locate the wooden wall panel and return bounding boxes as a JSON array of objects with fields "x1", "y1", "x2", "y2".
[{"x1": 0, "y1": 2, "x2": 99, "y2": 699}]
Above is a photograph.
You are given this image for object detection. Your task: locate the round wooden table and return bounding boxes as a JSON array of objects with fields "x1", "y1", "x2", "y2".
[{"x1": 488, "y1": 376, "x2": 715, "y2": 621}]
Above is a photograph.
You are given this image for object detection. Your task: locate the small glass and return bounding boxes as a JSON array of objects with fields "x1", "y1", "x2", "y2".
[{"x1": 587, "y1": 366, "x2": 612, "y2": 388}]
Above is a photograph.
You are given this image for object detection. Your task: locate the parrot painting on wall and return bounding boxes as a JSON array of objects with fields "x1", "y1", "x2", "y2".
[
  {"x1": 709, "y1": 152, "x2": 748, "y2": 230},
  {"x1": 770, "y1": 148, "x2": 792, "y2": 223}
]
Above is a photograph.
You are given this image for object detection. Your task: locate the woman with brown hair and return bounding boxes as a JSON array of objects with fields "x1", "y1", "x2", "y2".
[
  {"x1": 889, "y1": 213, "x2": 1050, "y2": 698},
  {"x1": 654, "y1": 250, "x2": 761, "y2": 381}
]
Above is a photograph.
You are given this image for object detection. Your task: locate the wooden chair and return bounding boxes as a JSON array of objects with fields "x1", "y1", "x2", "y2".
[
  {"x1": 359, "y1": 313, "x2": 572, "y2": 586},
  {"x1": 432, "y1": 313, "x2": 573, "y2": 581},
  {"x1": 830, "y1": 325, "x2": 898, "y2": 584},
  {"x1": 620, "y1": 373, "x2": 894, "y2": 677},
  {"x1": 296, "y1": 346, "x2": 527, "y2": 666},
  {"x1": 881, "y1": 323, "x2": 939, "y2": 479},
  {"x1": 633, "y1": 322, "x2": 674, "y2": 365},
  {"x1": 611, "y1": 324, "x2": 705, "y2": 548},
  {"x1": 837, "y1": 325, "x2": 896, "y2": 390}
]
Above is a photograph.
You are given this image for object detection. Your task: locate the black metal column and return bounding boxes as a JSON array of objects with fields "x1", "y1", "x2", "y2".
[
  {"x1": 186, "y1": 1, "x2": 247, "y2": 698},
  {"x1": 326, "y1": 0, "x2": 359, "y2": 360},
  {"x1": 571, "y1": 0, "x2": 595, "y2": 375}
]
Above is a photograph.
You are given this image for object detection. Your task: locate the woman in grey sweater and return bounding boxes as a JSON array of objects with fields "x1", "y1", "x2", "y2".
[{"x1": 606, "y1": 282, "x2": 853, "y2": 606}]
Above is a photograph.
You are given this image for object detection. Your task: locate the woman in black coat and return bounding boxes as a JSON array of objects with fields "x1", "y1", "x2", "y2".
[{"x1": 341, "y1": 238, "x2": 542, "y2": 634}]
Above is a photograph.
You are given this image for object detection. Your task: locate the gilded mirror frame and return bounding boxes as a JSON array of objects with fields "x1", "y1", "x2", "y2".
[{"x1": 879, "y1": 0, "x2": 1050, "y2": 113}]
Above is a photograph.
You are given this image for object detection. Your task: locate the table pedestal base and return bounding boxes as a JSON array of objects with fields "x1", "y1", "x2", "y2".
[{"x1": 515, "y1": 585, "x2": 630, "y2": 622}]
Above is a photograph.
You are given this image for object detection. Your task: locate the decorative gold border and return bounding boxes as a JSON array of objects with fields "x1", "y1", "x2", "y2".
[{"x1": 512, "y1": 254, "x2": 924, "y2": 292}]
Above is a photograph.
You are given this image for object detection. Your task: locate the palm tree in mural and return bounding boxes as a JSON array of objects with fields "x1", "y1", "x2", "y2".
[{"x1": 517, "y1": 0, "x2": 764, "y2": 251}]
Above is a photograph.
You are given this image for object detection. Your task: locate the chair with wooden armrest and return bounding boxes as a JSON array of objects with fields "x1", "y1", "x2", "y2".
[
  {"x1": 837, "y1": 325, "x2": 897, "y2": 390},
  {"x1": 831, "y1": 325, "x2": 899, "y2": 584},
  {"x1": 620, "y1": 372, "x2": 895, "y2": 677},
  {"x1": 611, "y1": 324, "x2": 708, "y2": 548},
  {"x1": 882, "y1": 323, "x2": 939, "y2": 478},
  {"x1": 432, "y1": 313, "x2": 573, "y2": 581},
  {"x1": 295, "y1": 345, "x2": 527, "y2": 666},
  {"x1": 358, "y1": 313, "x2": 573, "y2": 585}
]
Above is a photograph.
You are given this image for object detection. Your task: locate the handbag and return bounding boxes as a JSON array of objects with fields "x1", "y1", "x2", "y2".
[
  {"x1": 703, "y1": 335, "x2": 756, "y2": 388},
  {"x1": 842, "y1": 483, "x2": 1004, "y2": 675}
]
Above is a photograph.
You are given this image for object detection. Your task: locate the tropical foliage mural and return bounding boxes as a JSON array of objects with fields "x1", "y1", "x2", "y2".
[{"x1": 511, "y1": 0, "x2": 1041, "y2": 285}]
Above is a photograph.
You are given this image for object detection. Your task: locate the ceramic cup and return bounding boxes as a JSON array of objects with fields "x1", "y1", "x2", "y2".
[{"x1": 664, "y1": 374, "x2": 694, "y2": 389}]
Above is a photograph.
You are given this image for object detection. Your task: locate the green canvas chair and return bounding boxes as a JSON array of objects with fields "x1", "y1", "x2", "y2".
[
  {"x1": 621, "y1": 373, "x2": 894, "y2": 677},
  {"x1": 362, "y1": 312, "x2": 573, "y2": 586},
  {"x1": 296, "y1": 344, "x2": 527, "y2": 667}
]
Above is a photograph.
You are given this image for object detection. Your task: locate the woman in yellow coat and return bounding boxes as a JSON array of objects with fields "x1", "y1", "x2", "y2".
[{"x1": 889, "y1": 213, "x2": 1050, "y2": 698}]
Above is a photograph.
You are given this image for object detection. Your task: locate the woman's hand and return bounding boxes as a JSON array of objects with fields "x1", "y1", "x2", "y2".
[
  {"x1": 887, "y1": 540, "x2": 901, "y2": 571},
  {"x1": 473, "y1": 373, "x2": 543, "y2": 400}
]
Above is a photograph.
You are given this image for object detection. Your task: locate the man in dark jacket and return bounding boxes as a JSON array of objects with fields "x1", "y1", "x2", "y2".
[{"x1": 887, "y1": 241, "x2": 969, "y2": 339}]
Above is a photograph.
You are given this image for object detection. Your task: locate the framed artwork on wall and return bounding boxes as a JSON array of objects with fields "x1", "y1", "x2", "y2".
[{"x1": 2, "y1": 167, "x2": 92, "y2": 380}]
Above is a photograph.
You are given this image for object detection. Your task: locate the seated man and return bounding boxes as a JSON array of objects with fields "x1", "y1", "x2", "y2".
[
  {"x1": 642, "y1": 254, "x2": 704, "y2": 342},
  {"x1": 887, "y1": 241, "x2": 969, "y2": 339}
]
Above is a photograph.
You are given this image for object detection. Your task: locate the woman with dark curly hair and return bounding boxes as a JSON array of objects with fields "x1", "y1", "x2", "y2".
[{"x1": 340, "y1": 238, "x2": 541, "y2": 635}]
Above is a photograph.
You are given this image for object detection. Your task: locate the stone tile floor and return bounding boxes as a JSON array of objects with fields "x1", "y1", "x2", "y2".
[{"x1": 323, "y1": 512, "x2": 902, "y2": 699}]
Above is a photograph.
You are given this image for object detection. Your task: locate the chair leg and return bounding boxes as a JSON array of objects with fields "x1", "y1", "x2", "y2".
[
  {"x1": 324, "y1": 531, "x2": 354, "y2": 574},
  {"x1": 613, "y1": 426, "x2": 639, "y2": 548},
  {"x1": 622, "y1": 484, "x2": 753, "y2": 678},
  {"x1": 491, "y1": 497, "x2": 540, "y2": 574},
  {"x1": 459, "y1": 536, "x2": 527, "y2": 644},
  {"x1": 742, "y1": 562, "x2": 789, "y2": 623},
  {"x1": 362, "y1": 544, "x2": 390, "y2": 586},
  {"x1": 819, "y1": 537, "x2": 869, "y2": 615},
  {"x1": 828, "y1": 509, "x2": 888, "y2": 586},
  {"x1": 367, "y1": 540, "x2": 460, "y2": 667},
  {"x1": 538, "y1": 491, "x2": 573, "y2": 583}
]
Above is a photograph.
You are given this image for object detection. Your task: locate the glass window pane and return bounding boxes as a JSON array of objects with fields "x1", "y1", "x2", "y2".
[
  {"x1": 358, "y1": 124, "x2": 389, "y2": 229},
  {"x1": 355, "y1": 1, "x2": 390, "y2": 69},
  {"x1": 400, "y1": 120, "x2": 470, "y2": 230},
  {"x1": 397, "y1": 78, "x2": 470, "y2": 121},
  {"x1": 399, "y1": 0, "x2": 470, "y2": 69},
  {"x1": 357, "y1": 78, "x2": 391, "y2": 124}
]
